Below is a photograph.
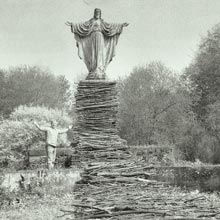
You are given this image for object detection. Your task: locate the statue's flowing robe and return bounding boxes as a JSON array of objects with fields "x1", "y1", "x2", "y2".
[{"x1": 71, "y1": 19, "x2": 124, "y2": 79}]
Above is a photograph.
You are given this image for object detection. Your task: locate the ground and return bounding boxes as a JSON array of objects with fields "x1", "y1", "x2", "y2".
[
  {"x1": 2, "y1": 184, "x2": 220, "y2": 220},
  {"x1": 2, "y1": 147, "x2": 220, "y2": 219},
  {"x1": 0, "y1": 169, "x2": 79, "y2": 220},
  {"x1": 0, "y1": 193, "x2": 75, "y2": 220}
]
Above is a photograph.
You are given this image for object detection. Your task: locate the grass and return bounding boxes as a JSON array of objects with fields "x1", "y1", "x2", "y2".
[
  {"x1": 0, "y1": 193, "x2": 75, "y2": 220},
  {"x1": 0, "y1": 169, "x2": 80, "y2": 220}
]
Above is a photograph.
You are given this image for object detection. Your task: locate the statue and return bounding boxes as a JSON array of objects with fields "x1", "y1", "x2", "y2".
[{"x1": 66, "y1": 8, "x2": 129, "y2": 80}]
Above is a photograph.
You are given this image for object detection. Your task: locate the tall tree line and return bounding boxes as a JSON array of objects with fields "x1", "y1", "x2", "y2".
[
  {"x1": 0, "y1": 65, "x2": 71, "y2": 117},
  {"x1": 118, "y1": 22, "x2": 220, "y2": 163}
]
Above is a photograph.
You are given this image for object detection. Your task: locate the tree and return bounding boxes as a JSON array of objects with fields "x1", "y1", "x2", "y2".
[
  {"x1": 118, "y1": 62, "x2": 194, "y2": 146},
  {"x1": 0, "y1": 65, "x2": 72, "y2": 116},
  {"x1": 0, "y1": 69, "x2": 12, "y2": 117},
  {"x1": 181, "y1": 23, "x2": 220, "y2": 163},
  {"x1": 184, "y1": 23, "x2": 220, "y2": 119},
  {"x1": 201, "y1": 101, "x2": 220, "y2": 163},
  {"x1": 56, "y1": 75, "x2": 72, "y2": 110}
]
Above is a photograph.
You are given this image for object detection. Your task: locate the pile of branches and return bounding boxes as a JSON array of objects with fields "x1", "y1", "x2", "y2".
[
  {"x1": 75, "y1": 80, "x2": 126, "y2": 154},
  {"x1": 61, "y1": 148, "x2": 220, "y2": 220},
  {"x1": 66, "y1": 80, "x2": 220, "y2": 219}
]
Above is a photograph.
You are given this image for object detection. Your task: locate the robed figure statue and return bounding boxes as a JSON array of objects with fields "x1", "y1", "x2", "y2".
[{"x1": 66, "y1": 8, "x2": 129, "y2": 80}]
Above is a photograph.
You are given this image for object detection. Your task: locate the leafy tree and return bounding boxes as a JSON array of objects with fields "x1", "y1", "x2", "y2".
[
  {"x1": 181, "y1": 23, "x2": 220, "y2": 163},
  {"x1": 198, "y1": 101, "x2": 220, "y2": 163},
  {"x1": 56, "y1": 75, "x2": 72, "y2": 110},
  {"x1": 0, "y1": 70, "x2": 12, "y2": 117},
  {"x1": 118, "y1": 62, "x2": 194, "y2": 147},
  {"x1": 184, "y1": 23, "x2": 220, "y2": 119},
  {"x1": 0, "y1": 66, "x2": 72, "y2": 116}
]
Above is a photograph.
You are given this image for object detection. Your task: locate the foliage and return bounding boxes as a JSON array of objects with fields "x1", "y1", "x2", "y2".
[
  {"x1": 200, "y1": 101, "x2": 220, "y2": 163},
  {"x1": 206, "y1": 101, "x2": 220, "y2": 137},
  {"x1": 182, "y1": 23, "x2": 220, "y2": 163},
  {"x1": 184, "y1": 23, "x2": 220, "y2": 119},
  {"x1": 0, "y1": 120, "x2": 35, "y2": 157},
  {"x1": 117, "y1": 62, "x2": 220, "y2": 163},
  {"x1": 128, "y1": 145, "x2": 175, "y2": 166},
  {"x1": 118, "y1": 62, "x2": 194, "y2": 148},
  {"x1": 0, "y1": 169, "x2": 79, "y2": 217},
  {"x1": 175, "y1": 119, "x2": 205, "y2": 162},
  {"x1": 0, "y1": 65, "x2": 72, "y2": 117},
  {"x1": 10, "y1": 105, "x2": 72, "y2": 126},
  {"x1": 0, "y1": 69, "x2": 11, "y2": 117}
]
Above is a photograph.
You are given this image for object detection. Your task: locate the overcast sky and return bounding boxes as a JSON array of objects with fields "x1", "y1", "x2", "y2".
[{"x1": 1, "y1": 0, "x2": 220, "y2": 82}]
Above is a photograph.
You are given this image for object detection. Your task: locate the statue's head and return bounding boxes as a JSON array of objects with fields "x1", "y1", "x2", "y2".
[{"x1": 94, "y1": 8, "x2": 101, "y2": 19}]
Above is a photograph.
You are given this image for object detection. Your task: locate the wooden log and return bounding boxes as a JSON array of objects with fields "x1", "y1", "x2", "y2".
[{"x1": 84, "y1": 209, "x2": 170, "y2": 219}]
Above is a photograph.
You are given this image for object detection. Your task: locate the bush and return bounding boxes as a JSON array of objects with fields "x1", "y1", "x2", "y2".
[
  {"x1": 10, "y1": 105, "x2": 72, "y2": 126},
  {"x1": 175, "y1": 120, "x2": 204, "y2": 162}
]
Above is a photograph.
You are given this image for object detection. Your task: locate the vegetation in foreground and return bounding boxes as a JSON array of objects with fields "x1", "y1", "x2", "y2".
[
  {"x1": 0, "y1": 169, "x2": 79, "y2": 220},
  {"x1": 0, "y1": 192, "x2": 75, "y2": 220}
]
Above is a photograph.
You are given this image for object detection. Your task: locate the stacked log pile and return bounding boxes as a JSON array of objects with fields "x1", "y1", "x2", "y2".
[
  {"x1": 66, "y1": 80, "x2": 220, "y2": 219},
  {"x1": 74, "y1": 80, "x2": 126, "y2": 161},
  {"x1": 62, "y1": 155, "x2": 220, "y2": 220}
]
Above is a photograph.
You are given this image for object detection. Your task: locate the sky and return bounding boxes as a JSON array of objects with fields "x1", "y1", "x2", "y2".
[{"x1": 1, "y1": 0, "x2": 220, "y2": 82}]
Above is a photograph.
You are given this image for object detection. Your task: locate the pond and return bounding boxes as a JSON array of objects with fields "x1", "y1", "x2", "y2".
[{"x1": 151, "y1": 165, "x2": 220, "y2": 191}]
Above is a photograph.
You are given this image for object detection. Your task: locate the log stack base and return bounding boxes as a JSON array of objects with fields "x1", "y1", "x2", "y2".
[{"x1": 74, "y1": 80, "x2": 126, "y2": 162}]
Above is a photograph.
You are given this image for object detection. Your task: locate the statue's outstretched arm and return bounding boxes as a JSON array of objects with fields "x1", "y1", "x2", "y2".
[
  {"x1": 65, "y1": 21, "x2": 72, "y2": 26},
  {"x1": 122, "y1": 22, "x2": 129, "y2": 27},
  {"x1": 65, "y1": 21, "x2": 75, "y2": 33},
  {"x1": 105, "y1": 22, "x2": 129, "y2": 27}
]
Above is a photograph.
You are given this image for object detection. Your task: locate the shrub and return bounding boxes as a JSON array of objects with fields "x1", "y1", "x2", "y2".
[{"x1": 10, "y1": 105, "x2": 72, "y2": 126}]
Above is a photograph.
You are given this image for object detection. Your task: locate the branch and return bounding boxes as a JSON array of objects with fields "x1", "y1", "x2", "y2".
[
  {"x1": 84, "y1": 209, "x2": 170, "y2": 219},
  {"x1": 153, "y1": 102, "x2": 177, "y2": 120},
  {"x1": 71, "y1": 203, "x2": 112, "y2": 214}
]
